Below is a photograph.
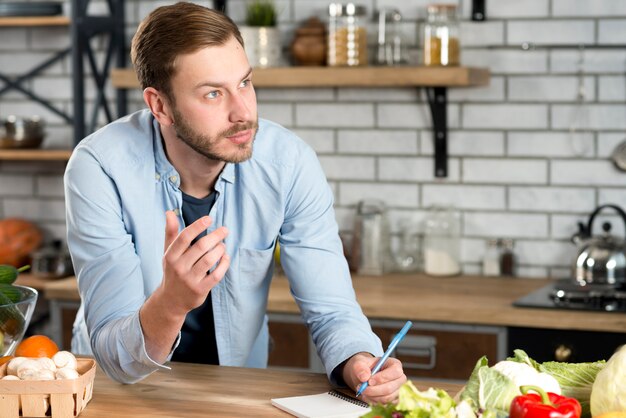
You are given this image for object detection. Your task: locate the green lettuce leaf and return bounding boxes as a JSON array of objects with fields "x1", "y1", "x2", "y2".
[
  {"x1": 540, "y1": 360, "x2": 605, "y2": 418},
  {"x1": 507, "y1": 349, "x2": 541, "y2": 371},
  {"x1": 362, "y1": 381, "x2": 457, "y2": 418},
  {"x1": 459, "y1": 356, "x2": 489, "y2": 407},
  {"x1": 477, "y1": 366, "x2": 521, "y2": 413}
]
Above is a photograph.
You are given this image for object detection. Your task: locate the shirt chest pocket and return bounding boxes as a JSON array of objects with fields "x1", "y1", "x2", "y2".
[{"x1": 238, "y1": 247, "x2": 274, "y2": 290}]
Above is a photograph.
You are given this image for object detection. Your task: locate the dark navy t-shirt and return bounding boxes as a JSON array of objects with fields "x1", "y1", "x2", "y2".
[{"x1": 170, "y1": 190, "x2": 219, "y2": 365}]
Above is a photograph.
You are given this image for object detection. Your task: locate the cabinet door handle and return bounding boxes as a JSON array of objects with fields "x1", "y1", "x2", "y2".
[
  {"x1": 395, "y1": 335, "x2": 437, "y2": 370},
  {"x1": 555, "y1": 344, "x2": 572, "y2": 362}
]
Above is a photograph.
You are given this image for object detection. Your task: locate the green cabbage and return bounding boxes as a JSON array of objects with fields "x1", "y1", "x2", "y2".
[
  {"x1": 590, "y1": 345, "x2": 626, "y2": 416},
  {"x1": 460, "y1": 350, "x2": 604, "y2": 418},
  {"x1": 540, "y1": 359, "x2": 605, "y2": 417}
]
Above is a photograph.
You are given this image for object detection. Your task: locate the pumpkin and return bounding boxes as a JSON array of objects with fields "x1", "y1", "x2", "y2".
[{"x1": 0, "y1": 218, "x2": 43, "y2": 267}]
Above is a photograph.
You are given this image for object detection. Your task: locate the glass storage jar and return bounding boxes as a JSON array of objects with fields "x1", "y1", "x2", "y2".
[
  {"x1": 423, "y1": 3, "x2": 460, "y2": 66},
  {"x1": 423, "y1": 205, "x2": 461, "y2": 276},
  {"x1": 328, "y1": 3, "x2": 368, "y2": 66}
]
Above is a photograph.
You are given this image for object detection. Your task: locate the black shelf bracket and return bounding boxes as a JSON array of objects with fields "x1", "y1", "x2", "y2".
[
  {"x1": 71, "y1": 0, "x2": 127, "y2": 144},
  {"x1": 0, "y1": 49, "x2": 72, "y2": 123},
  {"x1": 425, "y1": 87, "x2": 448, "y2": 178}
]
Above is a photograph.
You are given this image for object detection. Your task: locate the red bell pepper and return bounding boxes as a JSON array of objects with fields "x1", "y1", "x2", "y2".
[{"x1": 510, "y1": 385, "x2": 581, "y2": 418}]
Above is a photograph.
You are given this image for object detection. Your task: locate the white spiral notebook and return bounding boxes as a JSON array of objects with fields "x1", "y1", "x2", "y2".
[{"x1": 271, "y1": 389, "x2": 371, "y2": 418}]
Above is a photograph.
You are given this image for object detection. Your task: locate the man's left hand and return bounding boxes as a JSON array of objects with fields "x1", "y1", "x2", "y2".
[{"x1": 341, "y1": 352, "x2": 407, "y2": 404}]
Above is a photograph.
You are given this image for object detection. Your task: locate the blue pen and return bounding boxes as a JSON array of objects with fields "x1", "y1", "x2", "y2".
[{"x1": 356, "y1": 320, "x2": 413, "y2": 397}]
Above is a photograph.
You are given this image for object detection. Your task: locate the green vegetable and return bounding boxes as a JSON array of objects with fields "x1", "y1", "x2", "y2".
[
  {"x1": 0, "y1": 284, "x2": 22, "y2": 303},
  {"x1": 459, "y1": 357, "x2": 522, "y2": 415},
  {"x1": 541, "y1": 360, "x2": 605, "y2": 418},
  {"x1": 590, "y1": 345, "x2": 626, "y2": 416},
  {"x1": 0, "y1": 265, "x2": 30, "y2": 285},
  {"x1": 463, "y1": 349, "x2": 604, "y2": 418},
  {"x1": 0, "y1": 289, "x2": 25, "y2": 337},
  {"x1": 363, "y1": 381, "x2": 474, "y2": 418}
]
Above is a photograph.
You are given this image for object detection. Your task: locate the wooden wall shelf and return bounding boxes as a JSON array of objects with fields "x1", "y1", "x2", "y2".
[
  {"x1": 0, "y1": 149, "x2": 72, "y2": 161},
  {"x1": 111, "y1": 65, "x2": 490, "y2": 178},
  {"x1": 0, "y1": 16, "x2": 70, "y2": 26},
  {"x1": 111, "y1": 66, "x2": 490, "y2": 89}
]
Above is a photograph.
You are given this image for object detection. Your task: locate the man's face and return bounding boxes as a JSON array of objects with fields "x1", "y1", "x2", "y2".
[{"x1": 167, "y1": 36, "x2": 258, "y2": 163}]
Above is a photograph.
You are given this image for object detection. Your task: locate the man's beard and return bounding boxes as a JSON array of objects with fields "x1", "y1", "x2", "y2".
[{"x1": 172, "y1": 107, "x2": 258, "y2": 164}]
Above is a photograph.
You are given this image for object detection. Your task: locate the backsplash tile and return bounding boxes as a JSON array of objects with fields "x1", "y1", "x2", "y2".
[{"x1": 1, "y1": 0, "x2": 625, "y2": 278}]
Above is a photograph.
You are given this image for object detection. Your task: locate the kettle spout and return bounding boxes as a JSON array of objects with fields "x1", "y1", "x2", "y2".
[{"x1": 571, "y1": 221, "x2": 588, "y2": 245}]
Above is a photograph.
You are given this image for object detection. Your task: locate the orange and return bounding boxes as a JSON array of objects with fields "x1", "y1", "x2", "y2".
[
  {"x1": 0, "y1": 355, "x2": 13, "y2": 366},
  {"x1": 14, "y1": 335, "x2": 59, "y2": 358}
]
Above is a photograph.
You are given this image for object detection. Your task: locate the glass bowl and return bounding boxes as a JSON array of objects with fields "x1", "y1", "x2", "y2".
[{"x1": 0, "y1": 285, "x2": 38, "y2": 357}]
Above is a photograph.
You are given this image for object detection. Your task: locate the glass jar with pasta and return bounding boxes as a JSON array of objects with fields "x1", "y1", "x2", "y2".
[
  {"x1": 423, "y1": 4, "x2": 460, "y2": 66},
  {"x1": 327, "y1": 3, "x2": 368, "y2": 66}
]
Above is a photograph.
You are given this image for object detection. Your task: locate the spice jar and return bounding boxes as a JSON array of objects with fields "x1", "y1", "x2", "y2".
[
  {"x1": 423, "y1": 206, "x2": 461, "y2": 277},
  {"x1": 482, "y1": 239, "x2": 501, "y2": 276},
  {"x1": 500, "y1": 239, "x2": 516, "y2": 276},
  {"x1": 423, "y1": 4, "x2": 460, "y2": 66},
  {"x1": 327, "y1": 3, "x2": 368, "y2": 66}
]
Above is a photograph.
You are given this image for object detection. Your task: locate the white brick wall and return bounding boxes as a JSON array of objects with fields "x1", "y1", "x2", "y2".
[{"x1": 1, "y1": 0, "x2": 626, "y2": 278}]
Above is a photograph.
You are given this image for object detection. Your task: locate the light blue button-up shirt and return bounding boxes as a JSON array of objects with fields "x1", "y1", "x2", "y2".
[{"x1": 64, "y1": 109, "x2": 383, "y2": 384}]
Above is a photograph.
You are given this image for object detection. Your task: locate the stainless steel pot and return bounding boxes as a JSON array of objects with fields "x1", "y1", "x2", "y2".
[
  {"x1": 0, "y1": 115, "x2": 46, "y2": 149},
  {"x1": 31, "y1": 240, "x2": 74, "y2": 279},
  {"x1": 571, "y1": 204, "x2": 626, "y2": 287}
]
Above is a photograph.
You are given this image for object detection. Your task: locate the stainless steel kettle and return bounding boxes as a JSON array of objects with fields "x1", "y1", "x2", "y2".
[{"x1": 571, "y1": 204, "x2": 626, "y2": 287}]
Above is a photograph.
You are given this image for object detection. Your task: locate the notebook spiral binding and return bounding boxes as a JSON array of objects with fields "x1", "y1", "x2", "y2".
[{"x1": 328, "y1": 390, "x2": 369, "y2": 408}]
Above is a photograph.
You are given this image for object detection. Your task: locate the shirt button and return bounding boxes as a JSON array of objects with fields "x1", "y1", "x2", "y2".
[
  {"x1": 173, "y1": 208, "x2": 180, "y2": 216},
  {"x1": 169, "y1": 175, "x2": 178, "y2": 183},
  {"x1": 155, "y1": 173, "x2": 161, "y2": 180}
]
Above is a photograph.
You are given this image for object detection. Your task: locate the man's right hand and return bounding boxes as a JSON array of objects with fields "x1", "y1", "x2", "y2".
[
  {"x1": 161, "y1": 210, "x2": 230, "y2": 315},
  {"x1": 139, "y1": 210, "x2": 230, "y2": 363}
]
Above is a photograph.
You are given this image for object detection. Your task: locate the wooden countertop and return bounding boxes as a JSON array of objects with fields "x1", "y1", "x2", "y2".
[
  {"x1": 82, "y1": 362, "x2": 462, "y2": 417},
  {"x1": 20, "y1": 273, "x2": 626, "y2": 333}
]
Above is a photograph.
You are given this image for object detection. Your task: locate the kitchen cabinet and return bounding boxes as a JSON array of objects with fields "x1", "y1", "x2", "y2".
[
  {"x1": 508, "y1": 327, "x2": 626, "y2": 363},
  {"x1": 267, "y1": 315, "x2": 505, "y2": 380}
]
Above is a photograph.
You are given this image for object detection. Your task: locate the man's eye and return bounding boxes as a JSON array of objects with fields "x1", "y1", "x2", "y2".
[
  {"x1": 206, "y1": 91, "x2": 220, "y2": 99},
  {"x1": 240, "y1": 79, "x2": 251, "y2": 88}
]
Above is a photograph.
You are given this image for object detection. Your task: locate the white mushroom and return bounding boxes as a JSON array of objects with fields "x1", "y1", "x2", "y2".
[
  {"x1": 52, "y1": 351, "x2": 77, "y2": 370},
  {"x1": 55, "y1": 367, "x2": 80, "y2": 380},
  {"x1": 18, "y1": 368, "x2": 40, "y2": 380},
  {"x1": 1, "y1": 375, "x2": 20, "y2": 380},
  {"x1": 37, "y1": 357, "x2": 57, "y2": 372},
  {"x1": 7, "y1": 357, "x2": 28, "y2": 376},
  {"x1": 34, "y1": 369, "x2": 55, "y2": 380},
  {"x1": 16, "y1": 359, "x2": 43, "y2": 377}
]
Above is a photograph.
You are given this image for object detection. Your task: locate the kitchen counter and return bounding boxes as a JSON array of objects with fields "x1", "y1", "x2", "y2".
[
  {"x1": 269, "y1": 274, "x2": 626, "y2": 334},
  {"x1": 80, "y1": 362, "x2": 462, "y2": 417},
  {"x1": 19, "y1": 273, "x2": 626, "y2": 334}
]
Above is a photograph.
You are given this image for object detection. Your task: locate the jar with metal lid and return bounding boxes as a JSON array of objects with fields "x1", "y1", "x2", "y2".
[
  {"x1": 423, "y1": 3, "x2": 460, "y2": 66},
  {"x1": 423, "y1": 205, "x2": 461, "y2": 276},
  {"x1": 327, "y1": 3, "x2": 368, "y2": 66}
]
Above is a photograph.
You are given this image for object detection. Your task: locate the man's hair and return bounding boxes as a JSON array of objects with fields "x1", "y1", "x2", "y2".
[{"x1": 131, "y1": 1, "x2": 243, "y2": 101}]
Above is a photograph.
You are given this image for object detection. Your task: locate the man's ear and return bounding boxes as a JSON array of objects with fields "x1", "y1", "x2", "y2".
[{"x1": 143, "y1": 87, "x2": 174, "y2": 126}]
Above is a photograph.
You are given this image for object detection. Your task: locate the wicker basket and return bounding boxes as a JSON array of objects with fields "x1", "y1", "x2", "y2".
[{"x1": 0, "y1": 358, "x2": 96, "y2": 418}]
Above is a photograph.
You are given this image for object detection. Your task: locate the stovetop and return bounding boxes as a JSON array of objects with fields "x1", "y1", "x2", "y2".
[{"x1": 513, "y1": 279, "x2": 626, "y2": 313}]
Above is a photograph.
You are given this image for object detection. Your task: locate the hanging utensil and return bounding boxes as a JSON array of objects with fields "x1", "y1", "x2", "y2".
[
  {"x1": 610, "y1": 58, "x2": 626, "y2": 171},
  {"x1": 568, "y1": 46, "x2": 591, "y2": 156}
]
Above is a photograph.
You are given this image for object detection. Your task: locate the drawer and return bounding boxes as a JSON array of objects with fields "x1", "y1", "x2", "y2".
[
  {"x1": 268, "y1": 320, "x2": 309, "y2": 368},
  {"x1": 371, "y1": 321, "x2": 504, "y2": 380}
]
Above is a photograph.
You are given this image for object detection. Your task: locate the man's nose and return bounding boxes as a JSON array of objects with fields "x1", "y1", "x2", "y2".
[{"x1": 228, "y1": 92, "x2": 251, "y2": 123}]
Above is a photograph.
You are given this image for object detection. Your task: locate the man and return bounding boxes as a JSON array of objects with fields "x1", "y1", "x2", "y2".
[{"x1": 64, "y1": 2, "x2": 406, "y2": 403}]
